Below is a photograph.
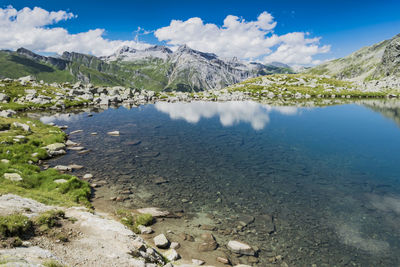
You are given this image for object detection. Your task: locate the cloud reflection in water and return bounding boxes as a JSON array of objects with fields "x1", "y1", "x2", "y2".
[{"x1": 155, "y1": 101, "x2": 298, "y2": 130}]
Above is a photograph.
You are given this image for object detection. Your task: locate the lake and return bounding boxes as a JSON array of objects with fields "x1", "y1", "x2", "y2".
[{"x1": 40, "y1": 100, "x2": 400, "y2": 266}]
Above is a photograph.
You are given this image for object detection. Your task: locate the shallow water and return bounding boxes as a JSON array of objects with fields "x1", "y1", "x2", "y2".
[{"x1": 43, "y1": 100, "x2": 400, "y2": 266}]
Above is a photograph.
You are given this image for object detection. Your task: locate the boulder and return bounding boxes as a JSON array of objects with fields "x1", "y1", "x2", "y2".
[
  {"x1": 227, "y1": 240, "x2": 255, "y2": 256},
  {"x1": 154, "y1": 234, "x2": 169, "y2": 248}
]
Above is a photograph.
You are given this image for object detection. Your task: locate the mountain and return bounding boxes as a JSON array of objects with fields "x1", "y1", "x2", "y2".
[
  {"x1": 0, "y1": 45, "x2": 293, "y2": 91},
  {"x1": 307, "y1": 34, "x2": 400, "y2": 83}
]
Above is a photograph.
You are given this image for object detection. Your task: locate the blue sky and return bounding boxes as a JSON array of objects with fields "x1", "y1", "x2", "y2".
[{"x1": 2, "y1": 0, "x2": 400, "y2": 64}]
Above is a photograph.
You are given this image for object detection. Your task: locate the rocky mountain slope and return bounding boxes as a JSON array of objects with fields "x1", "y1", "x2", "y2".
[
  {"x1": 0, "y1": 46, "x2": 292, "y2": 92},
  {"x1": 307, "y1": 34, "x2": 400, "y2": 84}
]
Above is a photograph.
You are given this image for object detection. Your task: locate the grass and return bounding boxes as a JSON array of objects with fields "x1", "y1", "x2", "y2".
[
  {"x1": 0, "y1": 116, "x2": 92, "y2": 207},
  {"x1": 0, "y1": 214, "x2": 33, "y2": 238},
  {"x1": 43, "y1": 260, "x2": 65, "y2": 267},
  {"x1": 227, "y1": 74, "x2": 398, "y2": 99},
  {"x1": 34, "y1": 210, "x2": 65, "y2": 231},
  {"x1": 115, "y1": 209, "x2": 154, "y2": 234},
  {"x1": 0, "y1": 79, "x2": 88, "y2": 111}
]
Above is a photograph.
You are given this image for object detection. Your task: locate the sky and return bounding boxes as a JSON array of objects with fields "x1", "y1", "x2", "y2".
[{"x1": 1, "y1": 0, "x2": 400, "y2": 66}]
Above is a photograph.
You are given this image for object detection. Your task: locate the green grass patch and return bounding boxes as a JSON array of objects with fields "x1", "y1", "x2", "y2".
[
  {"x1": 0, "y1": 214, "x2": 33, "y2": 238},
  {"x1": 115, "y1": 209, "x2": 154, "y2": 234},
  {"x1": 0, "y1": 116, "x2": 92, "y2": 207}
]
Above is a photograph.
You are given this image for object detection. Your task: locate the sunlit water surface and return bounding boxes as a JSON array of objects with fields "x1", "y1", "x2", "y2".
[{"x1": 42, "y1": 100, "x2": 400, "y2": 266}]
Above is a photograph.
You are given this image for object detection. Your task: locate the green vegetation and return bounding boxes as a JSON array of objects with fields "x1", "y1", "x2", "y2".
[
  {"x1": 34, "y1": 210, "x2": 65, "y2": 231},
  {"x1": 115, "y1": 209, "x2": 154, "y2": 234},
  {"x1": 0, "y1": 116, "x2": 91, "y2": 207},
  {"x1": 0, "y1": 214, "x2": 33, "y2": 238},
  {"x1": 228, "y1": 74, "x2": 398, "y2": 99},
  {"x1": 0, "y1": 79, "x2": 89, "y2": 111},
  {"x1": 43, "y1": 260, "x2": 65, "y2": 267}
]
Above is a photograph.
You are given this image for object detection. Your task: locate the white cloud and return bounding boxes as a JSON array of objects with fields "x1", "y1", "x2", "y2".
[
  {"x1": 155, "y1": 12, "x2": 330, "y2": 65},
  {"x1": 0, "y1": 6, "x2": 330, "y2": 64},
  {"x1": 0, "y1": 6, "x2": 150, "y2": 56}
]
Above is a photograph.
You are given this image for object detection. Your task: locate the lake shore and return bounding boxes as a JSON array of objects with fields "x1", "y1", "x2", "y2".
[{"x1": 1, "y1": 75, "x2": 400, "y2": 266}]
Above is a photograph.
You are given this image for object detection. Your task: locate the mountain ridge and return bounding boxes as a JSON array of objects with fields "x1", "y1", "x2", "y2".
[
  {"x1": 307, "y1": 33, "x2": 400, "y2": 84},
  {"x1": 0, "y1": 45, "x2": 292, "y2": 92}
]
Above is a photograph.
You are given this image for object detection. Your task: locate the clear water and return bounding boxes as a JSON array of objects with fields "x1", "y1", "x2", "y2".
[{"x1": 42, "y1": 100, "x2": 400, "y2": 266}]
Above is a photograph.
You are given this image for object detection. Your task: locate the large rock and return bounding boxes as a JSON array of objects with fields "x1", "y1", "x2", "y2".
[
  {"x1": 153, "y1": 234, "x2": 169, "y2": 248},
  {"x1": 227, "y1": 240, "x2": 255, "y2": 256}
]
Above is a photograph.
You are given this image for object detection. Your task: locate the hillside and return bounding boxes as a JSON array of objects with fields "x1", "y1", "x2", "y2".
[{"x1": 307, "y1": 34, "x2": 400, "y2": 84}]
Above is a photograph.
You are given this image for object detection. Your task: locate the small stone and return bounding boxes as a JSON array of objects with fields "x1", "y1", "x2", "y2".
[
  {"x1": 53, "y1": 165, "x2": 71, "y2": 172},
  {"x1": 138, "y1": 225, "x2": 153, "y2": 234},
  {"x1": 68, "y1": 146, "x2": 85, "y2": 151},
  {"x1": 77, "y1": 150, "x2": 91, "y2": 155},
  {"x1": 107, "y1": 131, "x2": 120, "y2": 136},
  {"x1": 1, "y1": 159, "x2": 10, "y2": 164},
  {"x1": 192, "y1": 259, "x2": 205, "y2": 265},
  {"x1": 217, "y1": 256, "x2": 230, "y2": 264},
  {"x1": 69, "y1": 130, "x2": 83, "y2": 134},
  {"x1": 181, "y1": 199, "x2": 189, "y2": 203},
  {"x1": 68, "y1": 164, "x2": 84, "y2": 170},
  {"x1": 227, "y1": 240, "x2": 255, "y2": 256},
  {"x1": 200, "y1": 224, "x2": 216, "y2": 231},
  {"x1": 154, "y1": 234, "x2": 169, "y2": 248},
  {"x1": 4, "y1": 173, "x2": 22, "y2": 181},
  {"x1": 178, "y1": 233, "x2": 195, "y2": 242},
  {"x1": 170, "y1": 242, "x2": 180, "y2": 249},
  {"x1": 154, "y1": 177, "x2": 168, "y2": 185},
  {"x1": 198, "y1": 233, "x2": 218, "y2": 252},
  {"x1": 163, "y1": 249, "x2": 179, "y2": 261},
  {"x1": 83, "y1": 173, "x2": 93, "y2": 179},
  {"x1": 54, "y1": 179, "x2": 68, "y2": 184}
]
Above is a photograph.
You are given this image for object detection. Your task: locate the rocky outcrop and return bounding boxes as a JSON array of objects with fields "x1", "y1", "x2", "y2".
[{"x1": 0, "y1": 194, "x2": 166, "y2": 266}]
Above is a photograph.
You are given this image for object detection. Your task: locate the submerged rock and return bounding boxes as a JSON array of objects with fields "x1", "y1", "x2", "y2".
[
  {"x1": 107, "y1": 130, "x2": 120, "y2": 136},
  {"x1": 227, "y1": 240, "x2": 255, "y2": 256},
  {"x1": 137, "y1": 207, "x2": 170, "y2": 218}
]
